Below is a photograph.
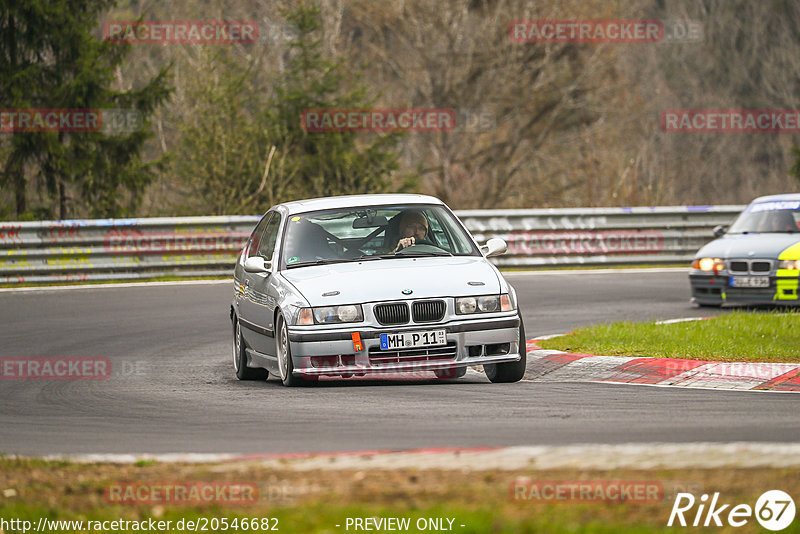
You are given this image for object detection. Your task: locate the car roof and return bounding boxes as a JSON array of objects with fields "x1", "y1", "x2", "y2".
[
  {"x1": 276, "y1": 194, "x2": 445, "y2": 215},
  {"x1": 750, "y1": 193, "x2": 800, "y2": 204}
]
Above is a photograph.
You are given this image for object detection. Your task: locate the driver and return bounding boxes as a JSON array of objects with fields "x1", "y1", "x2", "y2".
[{"x1": 393, "y1": 210, "x2": 429, "y2": 252}]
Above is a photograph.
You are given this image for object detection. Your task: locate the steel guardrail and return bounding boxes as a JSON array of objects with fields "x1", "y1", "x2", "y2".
[{"x1": 0, "y1": 206, "x2": 744, "y2": 283}]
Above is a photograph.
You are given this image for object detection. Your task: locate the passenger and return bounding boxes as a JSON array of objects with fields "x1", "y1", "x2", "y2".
[{"x1": 766, "y1": 210, "x2": 798, "y2": 232}]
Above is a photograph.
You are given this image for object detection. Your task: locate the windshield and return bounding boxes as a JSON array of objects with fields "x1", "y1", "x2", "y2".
[
  {"x1": 280, "y1": 204, "x2": 480, "y2": 268},
  {"x1": 727, "y1": 200, "x2": 800, "y2": 234}
]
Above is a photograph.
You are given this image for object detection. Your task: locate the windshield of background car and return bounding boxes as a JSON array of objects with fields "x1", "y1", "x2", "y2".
[
  {"x1": 281, "y1": 204, "x2": 480, "y2": 268},
  {"x1": 727, "y1": 200, "x2": 800, "y2": 234}
]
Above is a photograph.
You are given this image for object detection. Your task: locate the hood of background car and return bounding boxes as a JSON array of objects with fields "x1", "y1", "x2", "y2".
[
  {"x1": 696, "y1": 233, "x2": 800, "y2": 259},
  {"x1": 281, "y1": 256, "x2": 501, "y2": 306}
]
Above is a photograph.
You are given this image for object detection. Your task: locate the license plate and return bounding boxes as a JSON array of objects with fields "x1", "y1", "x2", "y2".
[
  {"x1": 380, "y1": 330, "x2": 446, "y2": 350},
  {"x1": 730, "y1": 276, "x2": 770, "y2": 288}
]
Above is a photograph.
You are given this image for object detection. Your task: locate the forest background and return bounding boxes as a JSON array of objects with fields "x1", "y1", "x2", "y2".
[{"x1": 2, "y1": 0, "x2": 799, "y2": 221}]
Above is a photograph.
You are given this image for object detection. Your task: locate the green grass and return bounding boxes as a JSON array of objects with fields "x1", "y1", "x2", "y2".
[
  {"x1": 0, "y1": 503, "x2": 678, "y2": 534},
  {"x1": 2, "y1": 458, "x2": 800, "y2": 533},
  {"x1": 538, "y1": 311, "x2": 800, "y2": 362}
]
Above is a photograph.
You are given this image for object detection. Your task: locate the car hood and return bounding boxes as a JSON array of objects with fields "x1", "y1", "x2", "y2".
[
  {"x1": 696, "y1": 233, "x2": 800, "y2": 259},
  {"x1": 281, "y1": 256, "x2": 501, "y2": 306}
]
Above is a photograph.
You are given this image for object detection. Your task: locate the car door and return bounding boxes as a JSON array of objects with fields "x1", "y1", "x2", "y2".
[{"x1": 239, "y1": 211, "x2": 282, "y2": 355}]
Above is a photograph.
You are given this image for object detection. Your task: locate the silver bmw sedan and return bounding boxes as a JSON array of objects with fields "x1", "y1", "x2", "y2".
[{"x1": 230, "y1": 194, "x2": 525, "y2": 386}]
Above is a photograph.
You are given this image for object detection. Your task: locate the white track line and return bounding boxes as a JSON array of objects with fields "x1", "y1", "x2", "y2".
[
  {"x1": 33, "y1": 442, "x2": 800, "y2": 469},
  {"x1": 0, "y1": 267, "x2": 686, "y2": 292},
  {"x1": 504, "y1": 267, "x2": 688, "y2": 276},
  {"x1": 0, "y1": 279, "x2": 231, "y2": 293}
]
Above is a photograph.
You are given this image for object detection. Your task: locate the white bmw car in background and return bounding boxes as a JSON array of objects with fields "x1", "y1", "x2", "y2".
[{"x1": 230, "y1": 194, "x2": 525, "y2": 386}]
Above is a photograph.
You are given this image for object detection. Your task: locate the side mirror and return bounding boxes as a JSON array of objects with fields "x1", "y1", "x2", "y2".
[
  {"x1": 243, "y1": 256, "x2": 272, "y2": 274},
  {"x1": 480, "y1": 237, "x2": 507, "y2": 258},
  {"x1": 713, "y1": 225, "x2": 727, "y2": 238}
]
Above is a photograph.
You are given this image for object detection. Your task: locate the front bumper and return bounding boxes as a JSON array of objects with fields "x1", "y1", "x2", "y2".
[
  {"x1": 286, "y1": 316, "x2": 520, "y2": 376},
  {"x1": 689, "y1": 273, "x2": 799, "y2": 306}
]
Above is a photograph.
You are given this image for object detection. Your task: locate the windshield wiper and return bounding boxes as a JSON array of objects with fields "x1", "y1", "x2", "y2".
[
  {"x1": 350, "y1": 254, "x2": 391, "y2": 261},
  {"x1": 349, "y1": 251, "x2": 454, "y2": 260},
  {"x1": 285, "y1": 258, "x2": 354, "y2": 269},
  {"x1": 393, "y1": 251, "x2": 453, "y2": 257}
]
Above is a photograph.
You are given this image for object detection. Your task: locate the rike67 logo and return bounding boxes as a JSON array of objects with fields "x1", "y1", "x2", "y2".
[{"x1": 668, "y1": 490, "x2": 796, "y2": 531}]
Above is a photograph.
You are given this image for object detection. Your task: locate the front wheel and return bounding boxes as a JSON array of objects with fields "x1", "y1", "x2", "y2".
[
  {"x1": 276, "y1": 313, "x2": 313, "y2": 387},
  {"x1": 485, "y1": 317, "x2": 527, "y2": 383},
  {"x1": 233, "y1": 317, "x2": 268, "y2": 380},
  {"x1": 694, "y1": 301, "x2": 722, "y2": 308}
]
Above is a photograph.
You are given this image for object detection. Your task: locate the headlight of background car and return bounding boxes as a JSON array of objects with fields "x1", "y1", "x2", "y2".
[
  {"x1": 779, "y1": 260, "x2": 800, "y2": 270},
  {"x1": 456, "y1": 294, "x2": 514, "y2": 314},
  {"x1": 692, "y1": 257, "x2": 725, "y2": 272}
]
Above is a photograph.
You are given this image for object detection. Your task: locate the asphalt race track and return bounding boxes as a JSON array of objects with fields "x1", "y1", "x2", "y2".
[{"x1": 0, "y1": 269, "x2": 797, "y2": 456}]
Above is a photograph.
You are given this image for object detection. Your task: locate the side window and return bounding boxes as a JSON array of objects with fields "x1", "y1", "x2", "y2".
[
  {"x1": 245, "y1": 213, "x2": 271, "y2": 258},
  {"x1": 427, "y1": 212, "x2": 452, "y2": 250},
  {"x1": 257, "y1": 212, "x2": 282, "y2": 261}
]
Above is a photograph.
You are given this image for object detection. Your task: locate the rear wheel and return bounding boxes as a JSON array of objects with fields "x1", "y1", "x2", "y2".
[
  {"x1": 276, "y1": 313, "x2": 313, "y2": 387},
  {"x1": 485, "y1": 317, "x2": 527, "y2": 383},
  {"x1": 233, "y1": 317, "x2": 268, "y2": 380}
]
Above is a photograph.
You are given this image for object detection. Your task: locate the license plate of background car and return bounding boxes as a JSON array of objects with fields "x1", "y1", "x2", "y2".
[
  {"x1": 380, "y1": 330, "x2": 446, "y2": 350},
  {"x1": 730, "y1": 276, "x2": 770, "y2": 288}
]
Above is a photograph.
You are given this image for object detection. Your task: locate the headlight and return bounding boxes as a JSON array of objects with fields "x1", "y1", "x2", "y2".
[
  {"x1": 456, "y1": 297, "x2": 477, "y2": 314},
  {"x1": 692, "y1": 257, "x2": 725, "y2": 272},
  {"x1": 309, "y1": 305, "x2": 364, "y2": 324},
  {"x1": 779, "y1": 260, "x2": 800, "y2": 270},
  {"x1": 456, "y1": 294, "x2": 512, "y2": 314},
  {"x1": 478, "y1": 296, "x2": 499, "y2": 312}
]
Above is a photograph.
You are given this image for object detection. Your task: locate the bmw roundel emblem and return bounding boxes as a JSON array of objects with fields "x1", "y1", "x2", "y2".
[{"x1": 401, "y1": 289, "x2": 413, "y2": 295}]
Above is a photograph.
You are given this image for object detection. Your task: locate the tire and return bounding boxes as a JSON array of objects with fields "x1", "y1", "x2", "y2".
[
  {"x1": 233, "y1": 317, "x2": 268, "y2": 380},
  {"x1": 434, "y1": 367, "x2": 467, "y2": 379},
  {"x1": 695, "y1": 302, "x2": 722, "y2": 308},
  {"x1": 485, "y1": 316, "x2": 527, "y2": 383},
  {"x1": 275, "y1": 313, "x2": 313, "y2": 387}
]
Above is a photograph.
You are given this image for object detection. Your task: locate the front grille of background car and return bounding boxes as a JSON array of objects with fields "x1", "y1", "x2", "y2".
[
  {"x1": 729, "y1": 261, "x2": 748, "y2": 273},
  {"x1": 374, "y1": 303, "x2": 410, "y2": 325},
  {"x1": 729, "y1": 259, "x2": 772, "y2": 274},
  {"x1": 751, "y1": 261, "x2": 771, "y2": 273},
  {"x1": 368, "y1": 342, "x2": 457, "y2": 364},
  {"x1": 412, "y1": 300, "x2": 446, "y2": 323}
]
